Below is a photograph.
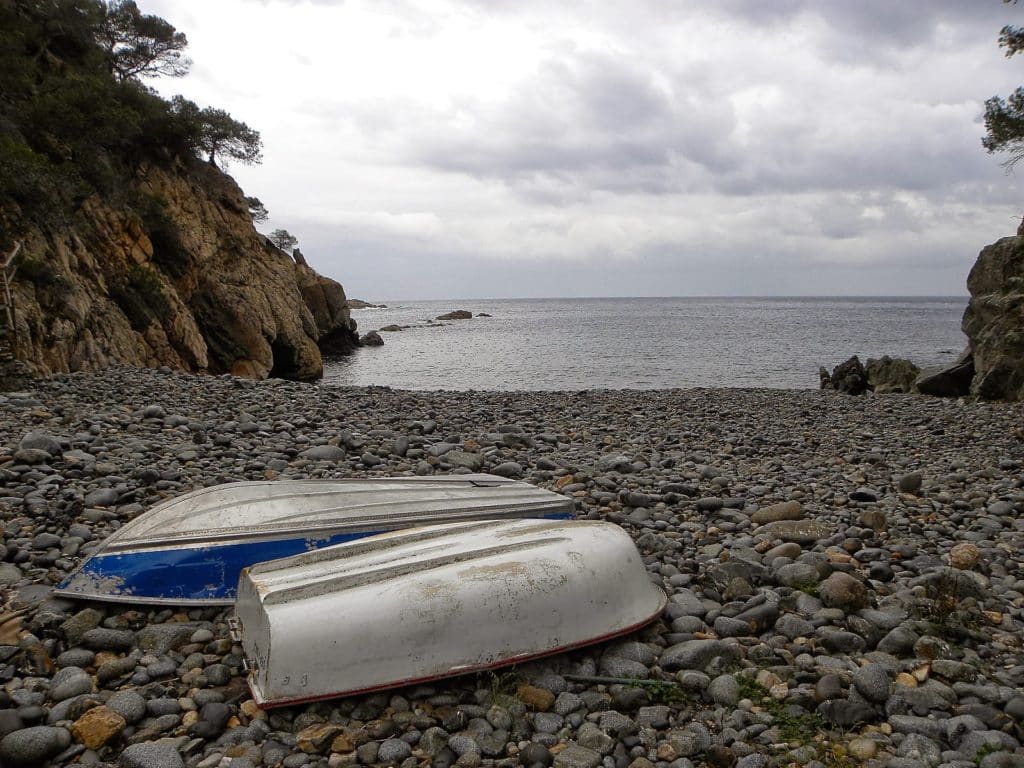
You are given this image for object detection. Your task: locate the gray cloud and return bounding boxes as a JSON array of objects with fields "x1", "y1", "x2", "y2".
[{"x1": 152, "y1": 0, "x2": 1024, "y2": 298}]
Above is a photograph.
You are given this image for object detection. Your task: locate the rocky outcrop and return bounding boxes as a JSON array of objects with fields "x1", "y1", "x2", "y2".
[
  {"x1": 914, "y1": 354, "x2": 975, "y2": 398},
  {"x1": 865, "y1": 356, "x2": 920, "y2": 394},
  {"x1": 961, "y1": 224, "x2": 1024, "y2": 401},
  {"x1": 819, "y1": 356, "x2": 869, "y2": 395},
  {"x1": 822, "y1": 355, "x2": 921, "y2": 396},
  {"x1": 3, "y1": 161, "x2": 358, "y2": 381},
  {"x1": 360, "y1": 330, "x2": 384, "y2": 347},
  {"x1": 436, "y1": 310, "x2": 472, "y2": 320},
  {"x1": 293, "y1": 263, "x2": 359, "y2": 355}
]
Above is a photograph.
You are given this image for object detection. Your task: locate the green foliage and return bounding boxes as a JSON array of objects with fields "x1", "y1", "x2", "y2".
[
  {"x1": 170, "y1": 97, "x2": 262, "y2": 168},
  {"x1": 793, "y1": 579, "x2": 820, "y2": 596},
  {"x1": 0, "y1": 137, "x2": 75, "y2": 218},
  {"x1": 268, "y1": 228, "x2": 298, "y2": 251},
  {"x1": 246, "y1": 196, "x2": 268, "y2": 222},
  {"x1": 984, "y1": 88, "x2": 1024, "y2": 169},
  {"x1": 909, "y1": 572, "x2": 984, "y2": 639},
  {"x1": 110, "y1": 263, "x2": 169, "y2": 331},
  {"x1": 984, "y1": 4, "x2": 1024, "y2": 168},
  {"x1": 478, "y1": 669, "x2": 522, "y2": 710},
  {"x1": 95, "y1": 0, "x2": 190, "y2": 81},
  {"x1": 633, "y1": 678, "x2": 688, "y2": 705},
  {"x1": 975, "y1": 743, "x2": 1005, "y2": 765},
  {"x1": 0, "y1": 0, "x2": 260, "y2": 224},
  {"x1": 735, "y1": 675, "x2": 827, "y2": 745}
]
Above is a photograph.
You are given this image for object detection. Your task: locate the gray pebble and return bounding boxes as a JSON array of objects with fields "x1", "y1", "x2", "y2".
[
  {"x1": 378, "y1": 738, "x2": 414, "y2": 764},
  {"x1": 106, "y1": 691, "x2": 147, "y2": 724},
  {"x1": 119, "y1": 742, "x2": 185, "y2": 768},
  {"x1": 0, "y1": 726, "x2": 72, "y2": 767},
  {"x1": 851, "y1": 664, "x2": 891, "y2": 704}
]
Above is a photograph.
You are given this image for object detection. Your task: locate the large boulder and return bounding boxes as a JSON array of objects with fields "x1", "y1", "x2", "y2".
[
  {"x1": 293, "y1": 263, "x2": 359, "y2": 355},
  {"x1": 961, "y1": 225, "x2": 1024, "y2": 401},
  {"x1": 913, "y1": 352, "x2": 974, "y2": 398},
  {"x1": 360, "y1": 330, "x2": 384, "y2": 347},
  {"x1": 820, "y1": 355, "x2": 869, "y2": 395},
  {"x1": 865, "y1": 356, "x2": 920, "y2": 394}
]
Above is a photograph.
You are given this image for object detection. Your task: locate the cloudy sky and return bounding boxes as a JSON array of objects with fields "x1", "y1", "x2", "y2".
[{"x1": 146, "y1": 0, "x2": 1022, "y2": 300}]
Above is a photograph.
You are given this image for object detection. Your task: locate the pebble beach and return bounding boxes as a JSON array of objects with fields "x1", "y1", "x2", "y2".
[{"x1": 2, "y1": 366, "x2": 1024, "y2": 768}]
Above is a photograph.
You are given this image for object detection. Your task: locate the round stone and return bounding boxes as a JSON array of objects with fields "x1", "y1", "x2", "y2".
[
  {"x1": 119, "y1": 742, "x2": 186, "y2": 768},
  {"x1": 897, "y1": 472, "x2": 923, "y2": 494},
  {"x1": 708, "y1": 674, "x2": 741, "y2": 706},
  {"x1": 847, "y1": 738, "x2": 877, "y2": 760},
  {"x1": 0, "y1": 726, "x2": 72, "y2": 766},
  {"x1": 818, "y1": 572, "x2": 868, "y2": 610},
  {"x1": 520, "y1": 743, "x2": 553, "y2": 767},
  {"x1": 378, "y1": 738, "x2": 413, "y2": 765},
  {"x1": 106, "y1": 691, "x2": 147, "y2": 724},
  {"x1": 949, "y1": 542, "x2": 981, "y2": 570},
  {"x1": 852, "y1": 664, "x2": 891, "y2": 704}
]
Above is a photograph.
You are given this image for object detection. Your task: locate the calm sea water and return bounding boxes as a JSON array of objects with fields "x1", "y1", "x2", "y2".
[{"x1": 322, "y1": 297, "x2": 967, "y2": 391}]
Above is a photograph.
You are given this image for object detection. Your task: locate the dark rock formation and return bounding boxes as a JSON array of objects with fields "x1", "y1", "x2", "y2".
[
  {"x1": 360, "y1": 330, "x2": 384, "y2": 346},
  {"x1": 865, "y1": 356, "x2": 920, "y2": 394},
  {"x1": 914, "y1": 353, "x2": 975, "y2": 398},
  {"x1": 436, "y1": 310, "x2": 473, "y2": 320},
  {"x1": 293, "y1": 263, "x2": 359, "y2": 356},
  {"x1": 961, "y1": 224, "x2": 1024, "y2": 401},
  {"x1": 820, "y1": 356, "x2": 869, "y2": 395}
]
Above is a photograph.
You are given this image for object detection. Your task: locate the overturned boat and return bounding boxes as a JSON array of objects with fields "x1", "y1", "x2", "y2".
[
  {"x1": 54, "y1": 475, "x2": 573, "y2": 605},
  {"x1": 232, "y1": 518, "x2": 667, "y2": 708}
]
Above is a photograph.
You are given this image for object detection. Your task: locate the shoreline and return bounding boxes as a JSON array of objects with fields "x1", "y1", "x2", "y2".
[{"x1": 1, "y1": 366, "x2": 1023, "y2": 767}]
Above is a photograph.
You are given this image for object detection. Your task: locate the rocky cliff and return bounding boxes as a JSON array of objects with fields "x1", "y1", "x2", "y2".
[
  {"x1": 961, "y1": 222, "x2": 1024, "y2": 401},
  {"x1": 3, "y1": 161, "x2": 358, "y2": 381}
]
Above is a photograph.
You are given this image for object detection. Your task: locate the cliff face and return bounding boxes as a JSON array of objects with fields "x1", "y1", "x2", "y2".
[
  {"x1": 961, "y1": 223, "x2": 1024, "y2": 402},
  {"x1": 4, "y1": 161, "x2": 358, "y2": 381}
]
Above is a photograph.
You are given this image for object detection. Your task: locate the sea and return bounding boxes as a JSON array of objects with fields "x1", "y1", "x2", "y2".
[{"x1": 321, "y1": 297, "x2": 967, "y2": 391}]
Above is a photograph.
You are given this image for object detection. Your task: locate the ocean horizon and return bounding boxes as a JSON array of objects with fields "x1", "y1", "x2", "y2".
[
  {"x1": 323, "y1": 296, "x2": 968, "y2": 392},
  {"x1": 358, "y1": 294, "x2": 969, "y2": 302}
]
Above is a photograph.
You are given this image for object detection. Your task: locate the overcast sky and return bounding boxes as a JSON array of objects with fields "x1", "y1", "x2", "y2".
[{"x1": 146, "y1": 0, "x2": 1022, "y2": 300}]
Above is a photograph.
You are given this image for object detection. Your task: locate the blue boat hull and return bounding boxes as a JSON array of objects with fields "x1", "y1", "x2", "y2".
[
  {"x1": 55, "y1": 514, "x2": 571, "y2": 605},
  {"x1": 61, "y1": 532, "x2": 368, "y2": 604},
  {"x1": 52, "y1": 476, "x2": 576, "y2": 605}
]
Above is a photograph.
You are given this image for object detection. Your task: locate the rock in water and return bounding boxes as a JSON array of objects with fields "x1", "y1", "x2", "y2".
[
  {"x1": 360, "y1": 331, "x2": 384, "y2": 347},
  {"x1": 436, "y1": 310, "x2": 473, "y2": 320}
]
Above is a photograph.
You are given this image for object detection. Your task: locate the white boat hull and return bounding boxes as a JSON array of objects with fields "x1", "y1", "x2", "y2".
[
  {"x1": 233, "y1": 519, "x2": 667, "y2": 707},
  {"x1": 54, "y1": 475, "x2": 573, "y2": 605}
]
